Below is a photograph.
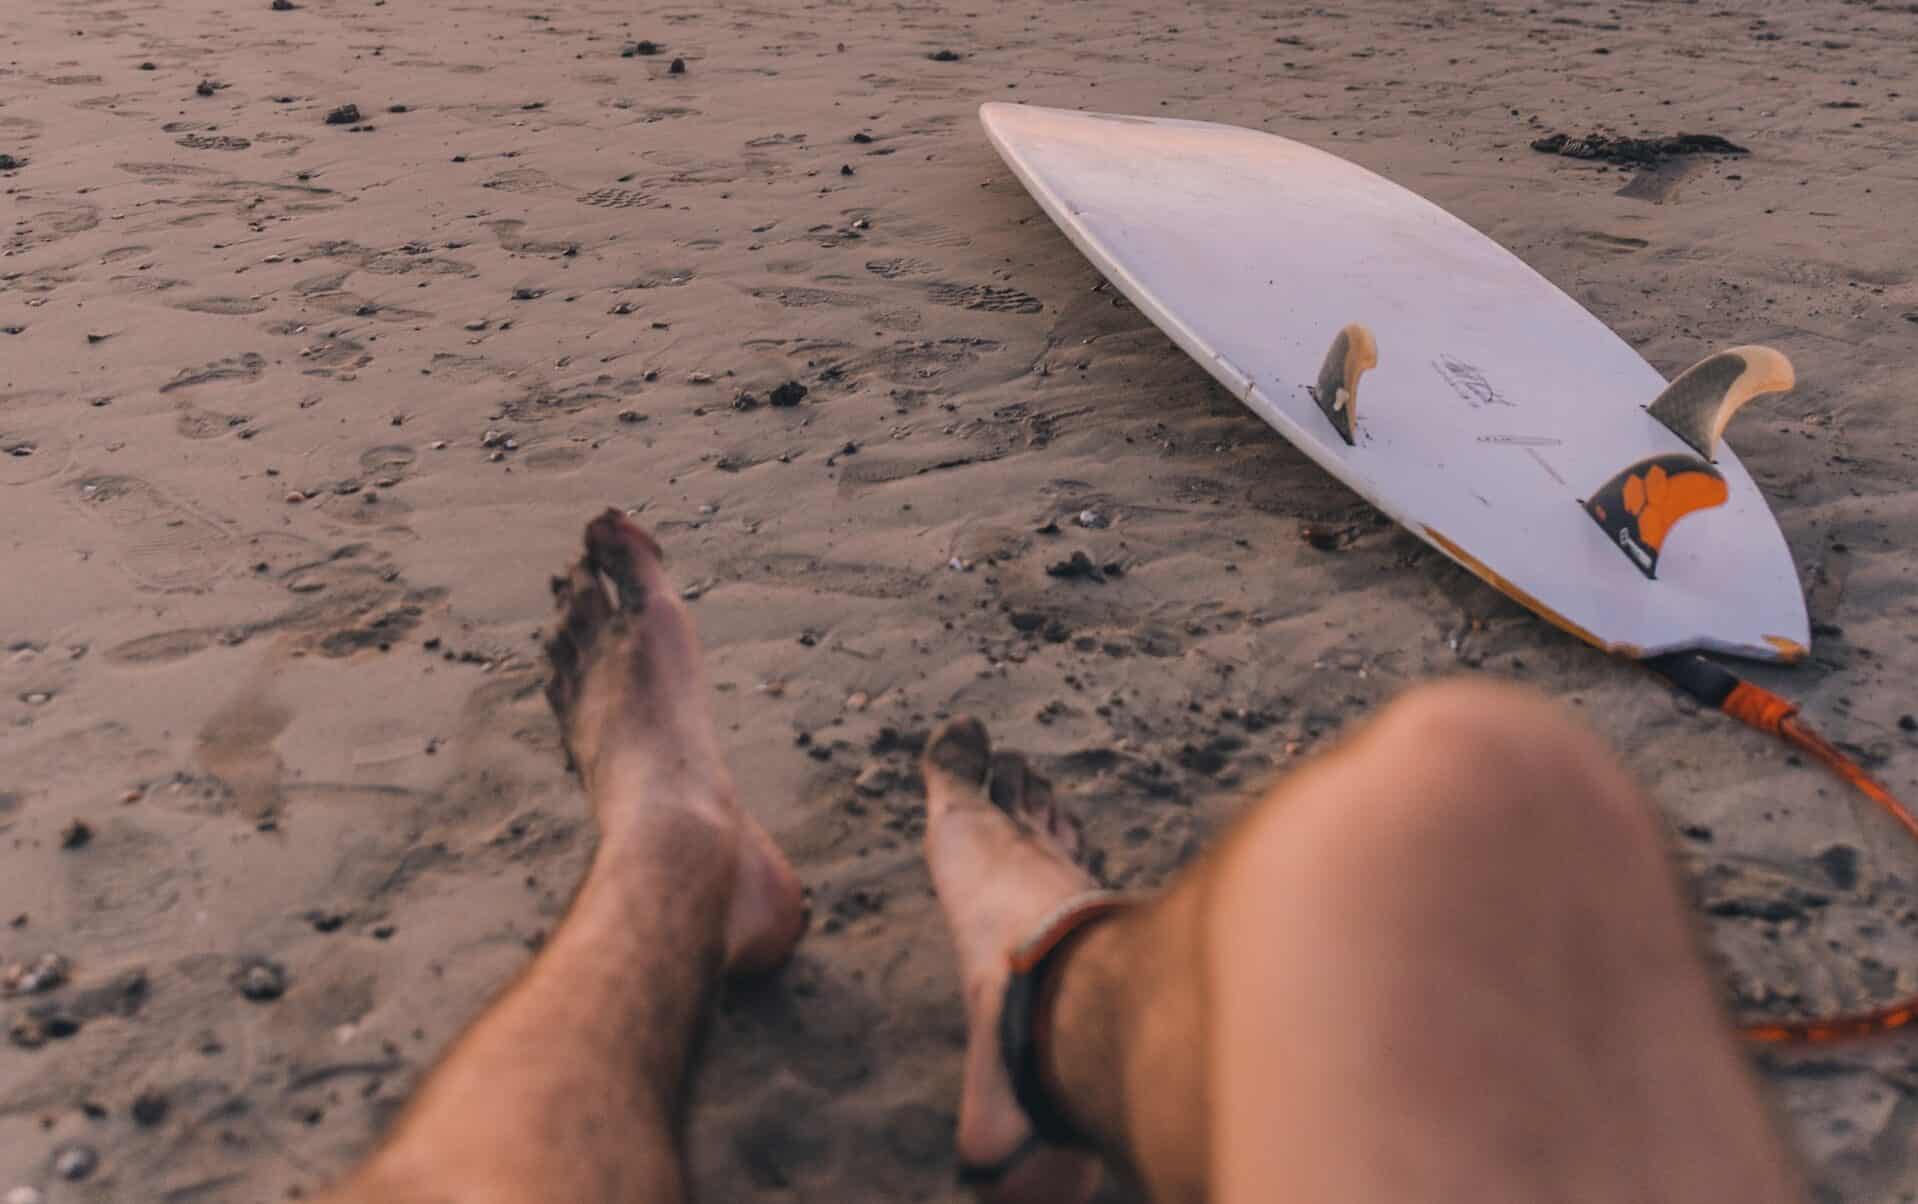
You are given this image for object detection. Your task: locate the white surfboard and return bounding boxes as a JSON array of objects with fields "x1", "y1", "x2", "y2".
[{"x1": 981, "y1": 103, "x2": 1809, "y2": 663}]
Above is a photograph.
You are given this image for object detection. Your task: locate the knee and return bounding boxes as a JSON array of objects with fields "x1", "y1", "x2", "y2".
[{"x1": 1349, "y1": 677, "x2": 1664, "y2": 852}]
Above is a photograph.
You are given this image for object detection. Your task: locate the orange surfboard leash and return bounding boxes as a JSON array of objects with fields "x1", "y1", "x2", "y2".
[{"x1": 1645, "y1": 652, "x2": 1918, "y2": 1043}]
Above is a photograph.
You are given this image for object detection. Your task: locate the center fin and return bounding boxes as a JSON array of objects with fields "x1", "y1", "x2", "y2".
[{"x1": 1584, "y1": 454, "x2": 1728, "y2": 579}]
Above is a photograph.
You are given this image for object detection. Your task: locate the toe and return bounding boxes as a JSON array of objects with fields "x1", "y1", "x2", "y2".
[
  {"x1": 925, "y1": 716, "x2": 993, "y2": 789},
  {"x1": 562, "y1": 560, "x2": 613, "y2": 648},
  {"x1": 585, "y1": 509, "x2": 665, "y2": 613}
]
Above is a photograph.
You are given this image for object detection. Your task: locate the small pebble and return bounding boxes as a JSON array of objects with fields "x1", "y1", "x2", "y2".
[
  {"x1": 0, "y1": 155, "x2": 18, "y2": 172},
  {"x1": 929, "y1": 49, "x2": 962, "y2": 61},
  {"x1": 53, "y1": 1143, "x2": 97, "y2": 1182},
  {"x1": 194, "y1": 79, "x2": 218, "y2": 97},
  {"x1": 131, "y1": 1090, "x2": 169, "y2": 1127},
  {"x1": 60, "y1": 820, "x2": 91, "y2": 850},
  {"x1": 854, "y1": 762, "x2": 897, "y2": 796},
  {"x1": 1076, "y1": 509, "x2": 1109, "y2": 529},
  {"x1": 668, "y1": 57, "x2": 687, "y2": 74},
  {"x1": 324, "y1": 103, "x2": 362, "y2": 126},
  {"x1": 768, "y1": 380, "x2": 808, "y2": 407},
  {"x1": 270, "y1": 0, "x2": 297, "y2": 9},
  {"x1": 1, "y1": 953, "x2": 70, "y2": 996},
  {"x1": 234, "y1": 958, "x2": 287, "y2": 1002},
  {"x1": 284, "y1": 490, "x2": 305, "y2": 504}
]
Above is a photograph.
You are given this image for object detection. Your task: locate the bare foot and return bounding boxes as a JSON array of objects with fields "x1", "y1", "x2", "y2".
[
  {"x1": 922, "y1": 717, "x2": 1103, "y2": 1203},
  {"x1": 546, "y1": 509, "x2": 807, "y2": 976}
]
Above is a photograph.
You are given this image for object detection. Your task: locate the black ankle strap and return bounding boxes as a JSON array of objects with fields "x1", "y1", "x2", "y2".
[{"x1": 997, "y1": 892, "x2": 1132, "y2": 1150}]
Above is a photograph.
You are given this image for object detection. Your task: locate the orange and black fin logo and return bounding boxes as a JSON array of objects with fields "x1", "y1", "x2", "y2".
[
  {"x1": 1584, "y1": 454, "x2": 1728, "y2": 579},
  {"x1": 1645, "y1": 345, "x2": 1793, "y2": 460},
  {"x1": 1307, "y1": 323, "x2": 1377, "y2": 446}
]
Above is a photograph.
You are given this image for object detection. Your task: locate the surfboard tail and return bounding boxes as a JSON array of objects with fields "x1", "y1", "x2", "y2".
[{"x1": 1308, "y1": 323, "x2": 1377, "y2": 445}]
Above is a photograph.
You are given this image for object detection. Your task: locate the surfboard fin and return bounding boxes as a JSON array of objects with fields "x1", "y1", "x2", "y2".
[
  {"x1": 1584, "y1": 454, "x2": 1728, "y2": 579},
  {"x1": 1308, "y1": 323, "x2": 1377, "y2": 445},
  {"x1": 1645, "y1": 345, "x2": 1794, "y2": 460}
]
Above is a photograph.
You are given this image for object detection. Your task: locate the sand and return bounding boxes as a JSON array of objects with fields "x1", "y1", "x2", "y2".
[{"x1": 3, "y1": 0, "x2": 1918, "y2": 1198}]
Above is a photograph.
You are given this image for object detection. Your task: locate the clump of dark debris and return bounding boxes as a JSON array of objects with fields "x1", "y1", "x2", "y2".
[{"x1": 1530, "y1": 131, "x2": 1749, "y2": 166}]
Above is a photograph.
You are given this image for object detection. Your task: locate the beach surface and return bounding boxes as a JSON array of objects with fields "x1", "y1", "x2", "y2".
[{"x1": 4, "y1": 0, "x2": 1917, "y2": 1198}]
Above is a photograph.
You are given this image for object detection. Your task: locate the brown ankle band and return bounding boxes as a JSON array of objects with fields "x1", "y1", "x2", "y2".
[{"x1": 998, "y1": 891, "x2": 1133, "y2": 1150}]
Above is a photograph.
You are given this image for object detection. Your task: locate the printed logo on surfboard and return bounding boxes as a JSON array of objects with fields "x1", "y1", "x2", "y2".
[{"x1": 1432, "y1": 356, "x2": 1515, "y2": 409}]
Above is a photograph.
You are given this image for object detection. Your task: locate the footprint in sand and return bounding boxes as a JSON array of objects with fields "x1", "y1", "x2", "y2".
[
  {"x1": 925, "y1": 281, "x2": 1043, "y2": 313},
  {"x1": 172, "y1": 295, "x2": 268, "y2": 316},
  {"x1": 174, "y1": 405, "x2": 248, "y2": 440},
  {"x1": 357, "y1": 446, "x2": 419, "y2": 491},
  {"x1": 579, "y1": 186, "x2": 663, "y2": 209},
  {"x1": 887, "y1": 217, "x2": 973, "y2": 250},
  {"x1": 175, "y1": 133, "x2": 251, "y2": 151},
  {"x1": 159, "y1": 352, "x2": 266, "y2": 393},
  {"x1": 865, "y1": 256, "x2": 937, "y2": 279},
  {"x1": 70, "y1": 474, "x2": 236, "y2": 591},
  {"x1": 5, "y1": 201, "x2": 101, "y2": 253},
  {"x1": 521, "y1": 443, "x2": 588, "y2": 475}
]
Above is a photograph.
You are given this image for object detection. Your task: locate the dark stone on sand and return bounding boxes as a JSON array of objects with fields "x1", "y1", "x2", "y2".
[
  {"x1": 840, "y1": 163, "x2": 855, "y2": 176},
  {"x1": 0, "y1": 154, "x2": 18, "y2": 171},
  {"x1": 1531, "y1": 131, "x2": 1749, "y2": 166},
  {"x1": 929, "y1": 49, "x2": 962, "y2": 61},
  {"x1": 1899, "y1": 713, "x2": 1916, "y2": 732},
  {"x1": 195, "y1": 79, "x2": 217, "y2": 96},
  {"x1": 271, "y1": 0, "x2": 297, "y2": 9},
  {"x1": 306, "y1": 910, "x2": 346, "y2": 933},
  {"x1": 1814, "y1": 844, "x2": 1860, "y2": 891},
  {"x1": 325, "y1": 103, "x2": 362, "y2": 126},
  {"x1": 768, "y1": 380, "x2": 808, "y2": 407},
  {"x1": 139, "y1": 61, "x2": 156, "y2": 70},
  {"x1": 1706, "y1": 896, "x2": 1808, "y2": 924},
  {"x1": 731, "y1": 392, "x2": 759, "y2": 410},
  {"x1": 1008, "y1": 610, "x2": 1047, "y2": 633},
  {"x1": 668, "y1": 57, "x2": 686, "y2": 74},
  {"x1": 511, "y1": 287, "x2": 545, "y2": 300},
  {"x1": 388, "y1": 103, "x2": 409, "y2": 113},
  {"x1": 131, "y1": 1090, "x2": 170, "y2": 1127},
  {"x1": 1046, "y1": 551, "x2": 1102, "y2": 581},
  {"x1": 1679, "y1": 823, "x2": 1714, "y2": 843},
  {"x1": 60, "y1": 820, "x2": 92, "y2": 850},
  {"x1": 233, "y1": 957, "x2": 287, "y2": 1002},
  {"x1": 851, "y1": 132, "x2": 874, "y2": 143},
  {"x1": 623, "y1": 39, "x2": 660, "y2": 56}
]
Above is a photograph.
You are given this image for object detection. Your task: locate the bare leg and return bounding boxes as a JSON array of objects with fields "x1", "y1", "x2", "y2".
[
  {"x1": 326, "y1": 512, "x2": 806, "y2": 1204},
  {"x1": 925, "y1": 679, "x2": 1807, "y2": 1204}
]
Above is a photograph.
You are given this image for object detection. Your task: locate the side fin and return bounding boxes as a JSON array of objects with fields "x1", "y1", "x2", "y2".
[
  {"x1": 1646, "y1": 345, "x2": 1794, "y2": 460},
  {"x1": 1308, "y1": 323, "x2": 1377, "y2": 446},
  {"x1": 1584, "y1": 453, "x2": 1728, "y2": 579}
]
